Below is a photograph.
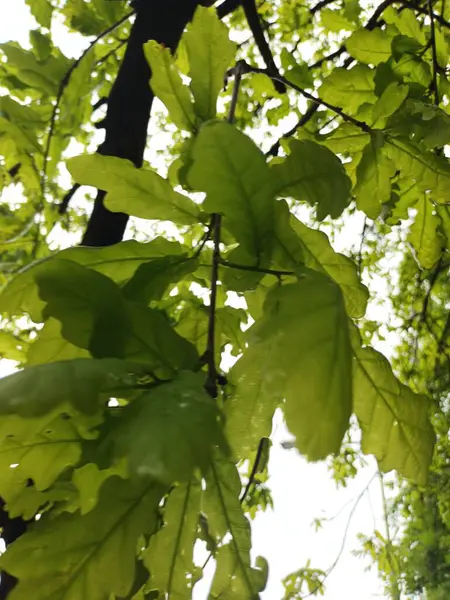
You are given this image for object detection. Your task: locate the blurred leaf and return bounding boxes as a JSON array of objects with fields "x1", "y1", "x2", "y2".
[
  {"x1": 0, "y1": 358, "x2": 138, "y2": 416},
  {"x1": 111, "y1": 372, "x2": 227, "y2": 484}
]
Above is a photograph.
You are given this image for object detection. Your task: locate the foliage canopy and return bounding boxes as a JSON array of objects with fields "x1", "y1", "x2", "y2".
[{"x1": 0, "y1": 0, "x2": 449, "y2": 598}]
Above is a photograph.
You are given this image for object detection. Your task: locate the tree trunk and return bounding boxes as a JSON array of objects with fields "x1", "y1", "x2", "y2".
[{"x1": 81, "y1": 0, "x2": 200, "y2": 246}]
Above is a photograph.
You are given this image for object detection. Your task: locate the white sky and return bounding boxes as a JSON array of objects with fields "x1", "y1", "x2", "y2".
[{"x1": 0, "y1": 2, "x2": 393, "y2": 598}]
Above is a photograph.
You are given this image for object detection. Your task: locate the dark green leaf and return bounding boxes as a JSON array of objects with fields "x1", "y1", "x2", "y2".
[
  {"x1": 0, "y1": 358, "x2": 138, "y2": 416},
  {"x1": 111, "y1": 373, "x2": 227, "y2": 484},
  {"x1": 272, "y1": 139, "x2": 352, "y2": 220}
]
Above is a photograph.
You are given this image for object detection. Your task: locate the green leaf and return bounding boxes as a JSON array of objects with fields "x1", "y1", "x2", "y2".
[
  {"x1": 184, "y1": 6, "x2": 235, "y2": 121},
  {"x1": 272, "y1": 139, "x2": 352, "y2": 220},
  {"x1": 352, "y1": 337, "x2": 435, "y2": 485},
  {"x1": 320, "y1": 65, "x2": 376, "y2": 113},
  {"x1": 29, "y1": 30, "x2": 51, "y2": 61},
  {"x1": 408, "y1": 195, "x2": 444, "y2": 269},
  {"x1": 355, "y1": 132, "x2": 397, "y2": 219},
  {"x1": 0, "y1": 358, "x2": 138, "y2": 416},
  {"x1": 67, "y1": 154, "x2": 200, "y2": 225},
  {"x1": 391, "y1": 35, "x2": 423, "y2": 62},
  {"x1": 34, "y1": 259, "x2": 129, "y2": 358},
  {"x1": 320, "y1": 122, "x2": 370, "y2": 154},
  {"x1": 371, "y1": 82, "x2": 409, "y2": 128},
  {"x1": 143, "y1": 40, "x2": 196, "y2": 131},
  {"x1": 27, "y1": 319, "x2": 89, "y2": 365},
  {"x1": 320, "y1": 9, "x2": 354, "y2": 32},
  {"x1": 203, "y1": 452, "x2": 267, "y2": 598},
  {"x1": 386, "y1": 99, "x2": 450, "y2": 149},
  {"x1": 383, "y1": 6, "x2": 426, "y2": 44},
  {"x1": 144, "y1": 480, "x2": 201, "y2": 597},
  {"x1": 437, "y1": 205, "x2": 450, "y2": 250},
  {"x1": 188, "y1": 121, "x2": 276, "y2": 270},
  {"x1": 0, "y1": 330, "x2": 26, "y2": 361},
  {"x1": 72, "y1": 460, "x2": 128, "y2": 515},
  {"x1": 25, "y1": 0, "x2": 54, "y2": 28},
  {"x1": 59, "y1": 238, "x2": 186, "y2": 283},
  {"x1": 111, "y1": 372, "x2": 227, "y2": 484},
  {"x1": 274, "y1": 201, "x2": 368, "y2": 318},
  {"x1": 228, "y1": 271, "x2": 352, "y2": 461},
  {"x1": 122, "y1": 256, "x2": 197, "y2": 304},
  {"x1": 0, "y1": 478, "x2": 166, "y2": 600},
  {"x1": 0, "y1": 411, "x2": 90, "y2": 511},
  {"x1": 346, "y1": 29, "x2": 393, "y2": 65},
  {"x1": 124, "y1": 303, "x2": 199, "y2": 375},
  {"x1": 384, "y1": 138, "x2": 450, "y2": 203}
]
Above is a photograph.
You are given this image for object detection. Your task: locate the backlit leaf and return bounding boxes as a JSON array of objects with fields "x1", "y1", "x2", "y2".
[
  {"x1": 184, "y1": 6, "x2": 235, "y2": 121},
  {"x1": 320, "y1": 65, "x2": 376, "y2": 113},
  {"x1": 352, "y1": 334, "x2": 435, "y2": 485},
  {"x1": 0, "y1": 478, "x2": 166, "y2": 600},
  {"x1": 228, "y1": 271, "x2": 352, "y2": 461},
  {"x1": 34, "y1": 259, "x2": 129, "y2": 358},
  {"x1": 272, "y1": 139, "x2": 352, "y2": 220},
  {"x1": 346, "y1": 29, "x2": 393, "y2": 65},
  {"x1": 274, "y1": 201, "x2": 368, "y2": 318},
  {"x1": 355, "y1": 132, "x2": 397, "y2": 219},
  {"x1": 144, "y1": 40, "x2": 196, "y2": 131},
  {"x1": 67, "y1": 154, "x2": 200, "y2": 225},
  {"x1": 188, "y1": 121, "x2": 276, "y2": 270},
  {"x1": 408, "y1": 195, "x2": 444, "y2": 269},
  {"x1": 203, "y1": 451, "x2": 267, "y2": 598}
]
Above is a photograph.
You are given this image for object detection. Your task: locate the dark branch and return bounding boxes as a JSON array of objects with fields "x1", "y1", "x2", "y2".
[
  {"x1": 242, "y1": 0, "x2": 286, "y2": 93},
  {"x1": 81, "y1": 1, "x2": 200, "y2": 247},
  {"x1": 266, "y1": 104, "x2": 319, "y2": 157},
  {"x1": 216, "y1": 0, "x2": 241, "y2": 18},
  {"x1": 427, "y1": 0, "x2": 440, "y2": 104},
  {"x1": 310, "y1": 0, "x2": 337, "y2": 15},
  {"x1": 58, "y1": 183, "x2": 81, "y2": 215}
]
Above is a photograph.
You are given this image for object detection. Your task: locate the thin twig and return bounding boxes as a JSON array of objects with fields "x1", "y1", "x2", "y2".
[
  {"x1": 266, "y1": 104, "x2": 319, "y2": 157},
  {"x1": 400, "y1": 0, "x2": 450, "y2": 28},
  {"x1": 310, "y1": 0, "x2": 337, "y2": 15},
  {"x1": 241, "y1": 62, "x2": 372, "y2": 133},
  {"x1": 427, "y1": 0, "x2": 440, "y2": 104},
  {"x1": 220, "y1": 257, "x2": 295, "y2": 278},
  {"x1": 240, "y1": 438, "x2": 268, "y2": 503},
  {"x1": 357, "y1": 218, "x2": 368, "y2": 277},
  {"x1": 193, "y1": 217, "x2": 214, "y2": 258},
  {"x1": 302, "y1": 473, "x2": 377, "y2": 599}
]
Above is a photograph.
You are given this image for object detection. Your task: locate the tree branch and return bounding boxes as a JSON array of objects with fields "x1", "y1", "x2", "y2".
[
  {"x1": 81, "y1": 1, "x2": 200, "y2": 247},
  {"x1": 242, "y1": 0, "x2": 286, "y2": 93},
  {"x1": 427, "y1": 0, "x2": 440, "y2": 104}
]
